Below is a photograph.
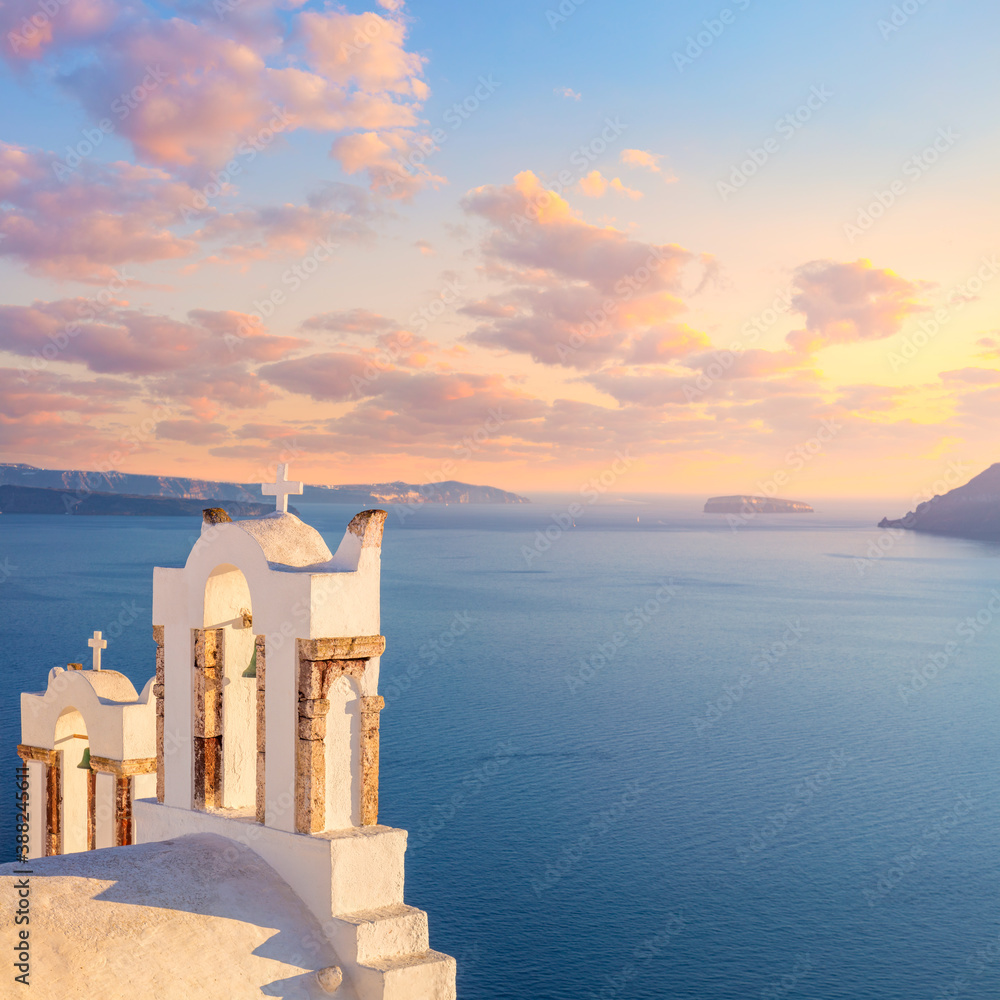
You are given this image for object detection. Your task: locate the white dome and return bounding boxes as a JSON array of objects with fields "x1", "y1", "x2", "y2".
[{"x1": 232, "y1": 511, "x2": 334, "y2": 569}]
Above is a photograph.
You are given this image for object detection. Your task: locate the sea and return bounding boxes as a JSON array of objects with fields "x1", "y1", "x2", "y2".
[{"x1": 2, "y1": 496, "x2": 1000, "y2": 1000}]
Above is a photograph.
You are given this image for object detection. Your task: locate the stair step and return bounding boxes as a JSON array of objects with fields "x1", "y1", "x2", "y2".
[
  {"x1": 336, "y1": 903, "x2": 429, "y2": 964},
  {"x1": 355, "y1": 949, "x2": 456, "y2": 1000}
]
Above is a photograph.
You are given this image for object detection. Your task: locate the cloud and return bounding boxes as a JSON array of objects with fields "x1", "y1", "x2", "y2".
[
  {"x1": 329, "y1": 130, "x2": 445, "y2": 200},
  {"x1": 0, "y1": 143, "x2": 200, "y2": 282},
  {"x1": 156, "y1": 419, "x2": 228, "y2": 444},
  {"x1": 1, "y1": 0, "x2": 116, "y2": 63},
  {"x1": 555, "y1": 87, "x2": 581, "y2": 100},
  {"x1": 974, "y1": 335, "x2": 1000, "y2": 359},
  {"x1": 150, "y1": 368, "x2": 277, "y2": 419},
  {"x1": 13, "y1": 2, "x2": 434, "y2": 196},
  {"x1": 302, "y1": 309, "x2": 398, "y2": 335},
  {"x1": 577, "y1": 170, "x2": 642, "y2": 200},
  {"x1": 459, "y1": 170, "x2": 710, "y2": 369},
  {"x1": 620, "y1": 149, "x2": 676, "y2": 182},
  {"x1": 259, "y1": 351, "x2": 384, "y2": 401},
  {"x1": 939, "y1": 367, "x2": 1000, "y2": 385},
  {"x1": 0, "y1": 300, "x2": 303, "y2": 375},
  {"x1": 786, "y1": 258, "x2": 930, "y2": 353},
  {"x1": 414, "y1": 239, "x2": 434, "y2": 255},
  {"x1": 193, "y1": 183, "x2": 376, "y2": 264}
]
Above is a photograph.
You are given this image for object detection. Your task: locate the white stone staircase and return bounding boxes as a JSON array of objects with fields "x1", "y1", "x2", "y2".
[{"x1": 329, "y1": 903, "x2": 456, "y2": 1000}]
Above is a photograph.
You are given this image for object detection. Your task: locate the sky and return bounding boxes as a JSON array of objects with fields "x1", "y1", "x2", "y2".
[{"x1": 0, "y1": 0, "x2": 998, "y2": 498}]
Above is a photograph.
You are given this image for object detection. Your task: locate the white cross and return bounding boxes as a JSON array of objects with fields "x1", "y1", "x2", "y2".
[
  {"x1": 88, "y1": 631, "x2": 107, "y2": 671},
  {"x1": 261, "y1": 462, "x2": 303, "y2": 513}
]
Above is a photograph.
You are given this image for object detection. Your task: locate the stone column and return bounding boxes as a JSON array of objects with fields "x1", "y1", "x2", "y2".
[
  {"x1": 115, "y1": 776, "x2": 131, "y2": 847},
  {"x1": 152, "y1": 625, "x2": 165, "y2": 803},
  {"x1": 193, "y1": 628, "x2": 223, "y2": 810},
  {"x1": 255, "y1": 635, "x2": 266, "y2": 824},
  {"x1": 25, "y1": 760, "x2": 44, "y2": 860},
  {"x1": 16, "y1": 746, "x2": 60, "y2": 856},
  {"x1": 359, "y1": 696, "x2": 385, "y2": 826},
  {"x1": 294, "y1": 636, "x2": 385, "y2": 835},
  {"x1": 46, "y1": 755, "x2": 61, "y2": 856},
  {"x1": 87, "y1": 770, "x2": 97, "y2": 851},
  {"x1": 90, "y1": 756, "x2": 157, "y2": 847}
]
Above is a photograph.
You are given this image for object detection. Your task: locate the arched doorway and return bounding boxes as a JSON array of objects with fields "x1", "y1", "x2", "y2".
[
  {"x1": 196, "y1": 564, "x2": 259, "y2": 813},
  {"x1": 53, "y1": 707, "x2": 92, "y2": 854}
]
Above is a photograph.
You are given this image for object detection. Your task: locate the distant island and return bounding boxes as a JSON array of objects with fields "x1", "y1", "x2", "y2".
[
  {"x1": 878, "y1": 463, "x2": 1000, "y2": 541},
  {"x1": 0, "y1": 485, "x2": 285, "y2": 518},
  {"x1": 0, "y1": 464, "x2": 530, "y2": 506},
  {"x1": 704, "y1": 495, "x2": 814, "y2": 514}
]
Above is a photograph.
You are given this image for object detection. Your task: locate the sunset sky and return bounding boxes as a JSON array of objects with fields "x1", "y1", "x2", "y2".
[{"x1": 1, "y1": 0, "x2": 998, "y2": 498}]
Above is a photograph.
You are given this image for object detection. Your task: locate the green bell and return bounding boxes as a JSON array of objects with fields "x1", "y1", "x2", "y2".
[
  {"x1": 242, "y1": 647, "x2": 257, "y2": 679},
  {"x1": 78, "y1": 747, "x2": 91, "y2": 770}
]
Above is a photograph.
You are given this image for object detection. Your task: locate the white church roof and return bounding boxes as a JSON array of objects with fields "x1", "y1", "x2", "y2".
[
  {"x1": 228, "y1": 511, "x2": 335, "y2": 569},
  {"x1": 73, "y1": 669, "x2": 140, "y2": 703},
  {"x1": 0, "y1": 833, "x2": 354, "y2": 999}
]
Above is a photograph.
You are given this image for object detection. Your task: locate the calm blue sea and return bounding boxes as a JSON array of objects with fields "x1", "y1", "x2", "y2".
[{"x1": 2, "y1": 497, "x2": 1000, "y2": 999}]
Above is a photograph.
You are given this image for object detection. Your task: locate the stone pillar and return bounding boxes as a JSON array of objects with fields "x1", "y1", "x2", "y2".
[
  {"x1": 193, "y1": 628, "x2": 223, "y2": 810},
  {"x1": 16, "y1": 746, "x2": 60, "y2": 857},
  {"x1": 359, "y1": 696, "x2": 385, "y2": 826},
  {"x1": 87, "y1": 770, "x2": 97, "y2": 851},
  {"x1": 255, "y1": 635, "x2": 266, "y2": 824},
  {"x1": 295, "y1": 658, "x2": 335, "y2": 836},
  {"x1": 153, "y1": 625, "x2": 165, "y2": 803},
  {"x1": 94, "y1": 772, "x2": 115, "y2": 849},
  {"x1": 46, "y1": 755, "x2": 61, "y2": 856},
  {"x1": 25, "y1": 760, "x2": 44, "y2": 860},
  {"x1": 90, "y1": 757, "x2": 157, "y2": 847},
  {"x1": 294, "y1": 636, "x2": 385, "y2": 835},
  {"x1": 115, "y1": 776, "x2": 132, "y2": 847}
]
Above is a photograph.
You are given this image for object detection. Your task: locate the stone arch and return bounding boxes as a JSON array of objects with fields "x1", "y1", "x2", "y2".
[
  {"x1": 53, "y1": 707, "x2": 92, "y2": 854},
  {"x1": 193, "y1": 563, "x2": 260, "y2": 814}
]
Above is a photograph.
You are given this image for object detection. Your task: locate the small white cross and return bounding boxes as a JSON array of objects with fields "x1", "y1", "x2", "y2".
[
  {"x1": 261, "y1": 462, "x2": 303, "y2": 513},
  {"x1": 88, "y1": 631, "x2": 107, "y2": 671}
]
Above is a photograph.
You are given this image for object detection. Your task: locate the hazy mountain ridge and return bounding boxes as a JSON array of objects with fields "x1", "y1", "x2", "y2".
[
  {"x1": 0, "y1": 464, "x2": 530, "y2": 505},
  {"x1": 0, "y1": 484, "x2": 283, "y2": 518},
  {"x1": 878, "y1": 463, "x2": 1000, "y2": 540}
]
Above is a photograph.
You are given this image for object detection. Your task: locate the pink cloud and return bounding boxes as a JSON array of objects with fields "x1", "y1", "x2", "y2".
[
  {"x1": 459, "y1": 171, "x2": 711, "y2": 369},
  {"x1": 0, "y1": 143, "x2": 198, "y2": 282},
  {"x1": 155, "y1": 419, "x2": 228, "y2": 444},
  {"x1": 259, "y1": 351, "x2": 385, "y2": 401},
  {"x1": 939, "y1": 367, "x2": 1000, "y2": 385},
  {"x1": 302, "y1": 309, "x2": 398, "y2": 335},
  {"x1": 1, "y1": 0, "x2": 116, "y2": 62},
  {"x1": 17, "y1": 2, "x2": 434, "y2": 194},
  {"x1": 329, "y1": 130, "x2": 445, "y2": 199},
  {"x1": 0, "y1": 300, "x2": 303, "y2": 375},
  {"x1": 786, "y1": 258, "x2": 930, "y2": 353}
]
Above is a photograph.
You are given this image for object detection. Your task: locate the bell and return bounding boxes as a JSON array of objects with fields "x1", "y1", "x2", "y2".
[
  {"x1": 242, "y1": 648, "x2": 257, "y2": 679},
  {"x1": 78, "y1": 747, "x2": 92, "y2": 770}
]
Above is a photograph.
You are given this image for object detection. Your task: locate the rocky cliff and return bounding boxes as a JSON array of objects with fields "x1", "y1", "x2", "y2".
[{"x1": 878, "y1": 463, "x2": 1000, "y2": 541}]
